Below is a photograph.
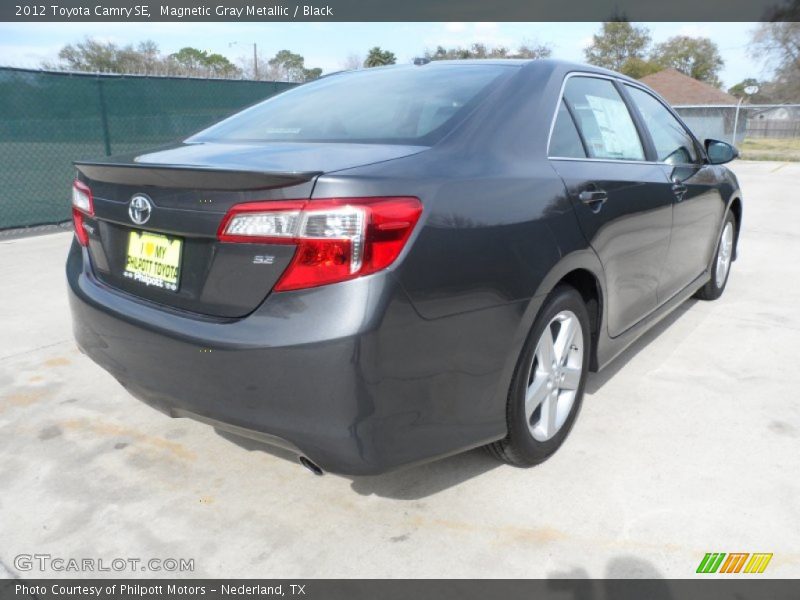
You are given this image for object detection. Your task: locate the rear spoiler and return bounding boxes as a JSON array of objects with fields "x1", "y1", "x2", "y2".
[{"x1": 74, "y1": 161, "x2": 321, "y2": 191}]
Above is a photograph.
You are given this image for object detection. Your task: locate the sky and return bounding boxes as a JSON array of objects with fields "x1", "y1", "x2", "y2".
[{"x1": 0, "y1": 22, "x2": 767, "y2": 89}]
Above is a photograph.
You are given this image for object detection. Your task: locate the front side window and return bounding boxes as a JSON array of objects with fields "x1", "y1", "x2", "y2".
[
  {"x1": 563, "y1": 77, "x2": 644, "y2": 161},
  {"x1": 189, "y1": 65, "x2": 514, "y2": 145},
  {"x1": 626, "y1": 85, "x2": 699, "y2": 165}
]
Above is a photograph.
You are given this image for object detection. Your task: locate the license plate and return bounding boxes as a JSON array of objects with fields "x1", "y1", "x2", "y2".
[{"x1": 124, "y1": 230, "x2": 183, "y2": 292}]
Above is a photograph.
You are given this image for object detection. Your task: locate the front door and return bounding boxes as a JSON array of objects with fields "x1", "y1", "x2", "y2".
[
  {"x1": 548, "y1": 76, "x2": 674, "y2": 337},
  {"x1": 622, "y1": 84, "x2": 725, "y2": 299}
]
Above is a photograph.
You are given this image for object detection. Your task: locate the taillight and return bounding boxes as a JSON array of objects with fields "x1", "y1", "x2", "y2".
[
  {"x1": 71, "y1": 180, "x2": 94, "y2": 247},
  {"x1": 218, "y1": 197, "x2": 423, "y2": 291}
]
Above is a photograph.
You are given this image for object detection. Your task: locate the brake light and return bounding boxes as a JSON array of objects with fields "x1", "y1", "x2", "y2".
[
  {"x1": 218, "y1": 197, "x2": 423, "y2": 291},
  {"x1": 71, "y1": 180, "x2": 94, "y2": 247}
]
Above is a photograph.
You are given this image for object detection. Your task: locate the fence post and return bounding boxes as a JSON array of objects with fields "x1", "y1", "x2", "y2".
[
  {"x1": 96, "y1": 77, "x2": 112, "y2": 156},
  {"x1": 731, "y1": 98, "x2": 743, "y2": 146}
]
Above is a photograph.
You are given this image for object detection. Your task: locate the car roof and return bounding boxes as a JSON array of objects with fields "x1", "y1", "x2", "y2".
[
  {"x1": 415, "y1": 59, "x2": 533, "y2": 67},
  {"x1": 349, "y1": 58, "x2": 641, "y2": 84},
  {"x1": 531, "y1": 59, "x2": 641, "y2": 84}
]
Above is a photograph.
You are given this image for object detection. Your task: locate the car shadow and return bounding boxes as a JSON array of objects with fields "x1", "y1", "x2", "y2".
[
  {"x1": 216, "y1": 428, "x2": 502, "y2": 499},
  {"x1": 585, "y1": 299, "x2": 697, "y2": 395},
  {"x1": 346, "y1": 448, "x2": 502, "y2": 499},
  {"x1": 216, "y1": 299, "x2": 701, "y2": 500},
  {"x1": 548, "y1": 555, "x2": 674, "y2": 598}
]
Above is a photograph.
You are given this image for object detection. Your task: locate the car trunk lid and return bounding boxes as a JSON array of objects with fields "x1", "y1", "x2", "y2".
[{"x1": 76, "y1": 141, "x2": 426, "y2": 318}]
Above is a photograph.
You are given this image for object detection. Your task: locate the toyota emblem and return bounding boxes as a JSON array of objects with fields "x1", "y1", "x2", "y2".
[{"x1": 128, "y1": 194, "x2": 153, "y2": 225}]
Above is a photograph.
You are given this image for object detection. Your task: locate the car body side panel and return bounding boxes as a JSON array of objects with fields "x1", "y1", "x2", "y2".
[
  {"x1": 550, "y1": 160, "x2": 674, "y2": 337},
  {"x1": 313, "y1": 158, "x2": 571, "y2": 320},
  {"x1": 657, "y1": 163, "x2": 727, "y2": 300}
]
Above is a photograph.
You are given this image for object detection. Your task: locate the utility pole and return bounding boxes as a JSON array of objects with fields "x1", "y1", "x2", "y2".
[
  {"x1": 253, "y1": 43, "x2": 258, "y2": 80},
  {"x1": 732, "y1": 85, "x2": 759, "y2": 146},
  {"x1": 230, "y1": 41, "x2": 259, "y2": 80}
]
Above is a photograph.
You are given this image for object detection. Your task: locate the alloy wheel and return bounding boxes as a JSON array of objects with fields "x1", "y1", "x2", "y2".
[
  {"x1": 715, "y1": 222, "x2": 734, "y2": 288},
  {"x1": 525, "y1": 310, "x2": 584, "y2": 442}
]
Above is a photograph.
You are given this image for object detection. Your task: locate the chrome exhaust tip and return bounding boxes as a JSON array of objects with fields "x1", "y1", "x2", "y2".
[{"x1": 299, "y1": 456, "x2": 324, "y2": 476}]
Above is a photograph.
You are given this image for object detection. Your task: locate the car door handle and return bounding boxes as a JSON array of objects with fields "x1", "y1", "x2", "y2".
[
  {"x1": 578, "y1": 189, "x2": 608, "y2": 210},
  {"x1": 672, "y1": 182, "x2": 688, "y2": 200}
]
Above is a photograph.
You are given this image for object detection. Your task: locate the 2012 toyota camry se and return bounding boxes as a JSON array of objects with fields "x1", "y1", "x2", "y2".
[{"x1": 67, "y1": 59, "x2": 742, "y2": 475}]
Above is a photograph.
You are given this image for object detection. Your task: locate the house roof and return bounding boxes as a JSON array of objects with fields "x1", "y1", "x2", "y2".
[{"x1": 639, "y1": 68, "x2": 737, "y2": 106}]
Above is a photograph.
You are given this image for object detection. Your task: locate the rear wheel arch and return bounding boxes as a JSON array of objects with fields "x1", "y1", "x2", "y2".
[
  {"x1": 557, "y1": 269, "x2": 603, "y2": 372},
  {"x1": 488, "y1": 283, "x2": 592, "y2": 466},
  {"x1": 524, "y1": 257, "x2": 606, "y2": 374},
  {"x1": 728, "y1": 196, "x2": 742, "y2": 260},
  {"x1": 488, "y1": 253, "x2": 606, "y2": 443}
]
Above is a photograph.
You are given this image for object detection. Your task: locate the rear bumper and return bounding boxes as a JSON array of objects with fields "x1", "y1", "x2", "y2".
[{"x1": 67, "y1": 241, "x2": 516, "y2": 475}]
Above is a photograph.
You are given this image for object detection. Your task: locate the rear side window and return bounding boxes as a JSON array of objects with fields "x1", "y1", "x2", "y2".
[
  {"x1": 563, "y1": 77, "x2": 644, "y2": 161},
  {"x1": 625, "y1": 85, "x2": 699, "y2": 164},
  {"x1": 549, "y1": 100, "x2": 587, "y2": 158},
  {"x1": 190, "y1": 65, "x2": 513, "y2": 145}
]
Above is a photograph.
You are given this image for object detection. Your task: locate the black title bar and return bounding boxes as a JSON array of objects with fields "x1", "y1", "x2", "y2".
[
  {"x1": 3, "y1": 0, "x2": 800, "y2": 22},
  {"x1": 3, "y1": 579, "x2": 800, "y2": 600}
]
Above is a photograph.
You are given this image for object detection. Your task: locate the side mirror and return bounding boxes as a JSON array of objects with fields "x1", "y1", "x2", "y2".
[{"x1": 705, "y1": 139, "x2": 739, "y2": 165}]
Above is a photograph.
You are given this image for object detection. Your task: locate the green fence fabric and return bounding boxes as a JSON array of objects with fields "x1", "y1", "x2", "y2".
[{"x1": 0, "y1": 68, "x2": 295, "y2": 229}]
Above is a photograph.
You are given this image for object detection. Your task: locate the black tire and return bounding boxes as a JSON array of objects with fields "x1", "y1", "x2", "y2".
[
  {"x1": 695, "y1": 211, "x2": 736, "y2": 301},
  {"x1": 488, "y1": 284, "x2": 591, "y2": 467}
]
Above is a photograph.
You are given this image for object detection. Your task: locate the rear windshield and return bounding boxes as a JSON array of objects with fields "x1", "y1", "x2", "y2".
[{"x1": 189, "y1": 64, "x2": 515, "y2": 145}]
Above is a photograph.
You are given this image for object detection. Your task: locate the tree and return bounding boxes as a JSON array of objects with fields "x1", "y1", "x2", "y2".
[
  {"x1": 169, "y1": 47, "x2": 240, "y2": 77},
  {"x1": 751, "y1": 22, "x2": 800, "y2": 102},
  {"x1": 728, "y1": 78, "x2": 761, "y2": 99},
  {"x1": 652, "y1": 36, "x2": 724, "y2": 87},
  {"x1": 202, "y1": 53, "x2": 240, "y2": 77},
  {"x1": 136, "y1": 40, "x2": 160, "y2": 72},
  {"x1": 364, "y1": 47, "x2": 397, "y2": 68},
  {"x1": 56, "y1": 38, "x2": 129, "y2": 72},
  {"x1": 584, "y1": 21, "x2": 651, "y2": 72},
  {"x1": 341, "y1": 53, "x2": 362, "y2": 70},
  {"x1": 622, "y1": 56, "x2": 662, "y2": 79},
  {"x1": 515, "y1": 42, "x2": 552, "y2": 60},
  {"x1": 48, "y1": 37, "x2": 241, "y2": 78},
  {"x1": 235, "y1": 50, "x2": 264, "y2": 80},
  {"x1": 53, "y1": 39, "x2": 176, "y2": 74},
  {"x1": 752, "y1": 21, "x2": 800, "y2": 67},
  {"x1": 170, "y1": 47, "x2": 207, "y2": 71},
  {"x1": 267, "y1": 50, "x2": 321, "y2": 82},
  {"x1": 728, "y1": 78, "x2": 783, "y2": 103},
  {"x1": 303, "y1": 67, "x2": 323, "y2": 80},
  {"x1": 424, "y1": 41, "x2": 551, "y2": 61}
]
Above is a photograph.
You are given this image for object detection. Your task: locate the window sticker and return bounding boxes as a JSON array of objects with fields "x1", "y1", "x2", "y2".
[{"x1": 585, "y1": 94, "x2": 643, "y2": 160}]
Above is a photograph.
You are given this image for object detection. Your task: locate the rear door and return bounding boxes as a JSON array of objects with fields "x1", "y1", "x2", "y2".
[
  {"x1": 622, "y1": 84, "x2": 725, "y2": 299},
  {"x1": 548, "y1": 75, "x2": 674, "y2": 337}
]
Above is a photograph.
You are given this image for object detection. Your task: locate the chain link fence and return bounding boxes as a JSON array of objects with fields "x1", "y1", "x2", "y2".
[
  {"x1": 0, "y1": 67, "x2": 295, "y2": 230},
  {"x1": 674, "y1": 104, "x2": 800, "y2": 162}
]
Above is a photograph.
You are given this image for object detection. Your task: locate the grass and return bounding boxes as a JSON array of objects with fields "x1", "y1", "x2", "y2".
[{"x1": 738, "y1": 137, "x2": 800, "y2": 162}]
